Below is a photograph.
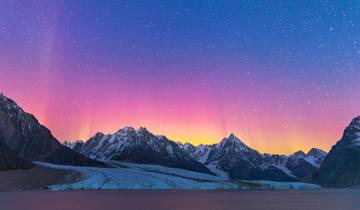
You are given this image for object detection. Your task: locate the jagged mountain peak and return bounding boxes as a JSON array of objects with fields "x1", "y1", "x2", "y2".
[
  {"x1": 136, "y1": 127, "x2": 153, "y2": 136},
  {"x1": 337, "y1": 116, "x2": 360, "y2": 147},
  {"x1": 289, "y1": 150, "x2": 306, "y2": 158},
  {"x1": 0, "y1": 92, "x2": 9, "y2": 101},
  {"x1": 72, "y1": 126, "x2": 213, "y2": 174},
  {"x1": 65, "y1": 126, "x2": 328, "y2": 182},
  {"x1": 177, "y1": 142, "x2": 196, "y2": 150},
  {"x1": 0, "y1": 93, "x2": 24, "y2": 114},
  {"x1": 228, "y1": 133, "x2": 237, "y2": 138},
  {"x1": 307, "y1": 148, "x2": 327, "y2": 157},
  {"x1": 348, "y1": 116, "x2": 360, "y2": 131},
  {"x1": 219, "y1": 133, "x2": 248, "y2": 149},
  {"x1": 315, "y1": 116, "x2": 360, "y2": 187},
  {"x1": 94, "y1": 131, "x2": 105, "y2": 138},
  {"x1": 113, "y1": 126, "x2": 154, "y2": 138},
  {"x1": 115, "y1": 127, "x2": 136, "y2": 135},
  {"x1": 0, "y1": 93, "x2": 17, "y2": 106},
  {"x1": 228, "y1": 133, "x2": 241, "y2": 141}
]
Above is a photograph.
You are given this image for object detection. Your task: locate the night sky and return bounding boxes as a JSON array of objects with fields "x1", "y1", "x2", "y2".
[{"x1": 1, "y1": 0, "x2": 359, "y2": 154}]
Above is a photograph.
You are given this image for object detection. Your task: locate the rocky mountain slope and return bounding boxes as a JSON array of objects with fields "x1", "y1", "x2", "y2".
[
  {"x1": 178, "y1": 135, "x2": 326, "y2": 182},
  {"x1": 205, "y1": 134, "x2": 296, "y2": 181},
  {"x1": 0, "y1": 140, "x2": 34, "y2": 171},
  {"x1": 264, "y1": 148, "x2": 327, "y2": 182},
  {"x1": 0, "y1": 93, "x2": 104, "y2": 167},
  {"x1": 314, "y1": 116, "x2": 360, "y2": 187},
  {"x1": 68, "y1": 128, "x2": 327, "y2": 182},
  {"x1": 66, "y1": 127, "x2": 212, "y2": 174}
]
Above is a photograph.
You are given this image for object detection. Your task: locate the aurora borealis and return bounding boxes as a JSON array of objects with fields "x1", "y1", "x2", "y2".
[{"x1": 1, "y1": 1, "x2": 359, "y2": 154}]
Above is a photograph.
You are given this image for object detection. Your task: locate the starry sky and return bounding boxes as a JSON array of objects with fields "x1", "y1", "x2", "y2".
[{"x1": 1, "y1": 0, "x2": 359, "y2": 154}]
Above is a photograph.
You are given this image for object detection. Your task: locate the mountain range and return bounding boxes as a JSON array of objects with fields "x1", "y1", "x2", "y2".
[
  {"x1": 179, "y1": 136, "x2": 327, "y2": 182},
  {"x1": 66, "y1": 127, "x2": 327, "y2": 182},
  {"x1": 0, "y1": 93, "x2": 359, "y2": 188},
  {"x1": 65, "y1": 127, "x2": 212, "y2": 175}
]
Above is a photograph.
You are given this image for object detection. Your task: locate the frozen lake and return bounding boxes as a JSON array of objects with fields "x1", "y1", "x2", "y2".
[{"x1": 0, "y1": 189, "x2": 359, "y2": 210}]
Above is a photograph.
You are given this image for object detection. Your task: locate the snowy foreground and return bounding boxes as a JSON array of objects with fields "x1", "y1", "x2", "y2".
[{"x1": 35, "y1": 162, "x2": 321, "y2": 191}]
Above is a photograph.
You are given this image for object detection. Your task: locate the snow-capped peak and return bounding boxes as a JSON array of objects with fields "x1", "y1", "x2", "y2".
[
  {"x1": 218, "y1": 133, "x2": 248, "y2": 149},
  {"x1": 67, "y1": 126, "x2": 213, "y2": 174},
  {"x1": 303, "y1": 148, "x2": 327, "y2": 167}
]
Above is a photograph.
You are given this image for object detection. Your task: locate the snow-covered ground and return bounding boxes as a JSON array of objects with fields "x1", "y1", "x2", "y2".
[
  {"x1": 35, "y1": 162, "x2": 321, "y2": 191},
  {"x1": 108, "y1": 161, "x2": 227, "y2": 181},
  {"x1": 36, "y1": 162, "x2": 237, "y2": 190}
]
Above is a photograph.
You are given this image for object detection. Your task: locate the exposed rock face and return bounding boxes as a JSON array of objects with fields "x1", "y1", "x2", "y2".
[
  {"x1": 177, "y1": 143, "x2": 214, "y2": 164},
  {"x1": 180, "y1": 136, "x2": 327, "y2": 182},
  {"x1": 285, "y1": 149, "x2": 327, "y2": 182},
  {"x1": 202, "y1": 134, "x2": 296, "y2": 181},
  {"x1": 315, "y1": 116, "x2": 360, "y2": 187},
  {"x1": 0, "y1": 141, "x2": 34, "y2": 171},
  {"x1": 66, "y1": 126, "x2": 327, "y2": 181},
  {"x1": 0, "y1": 93, "x2": 104, "y2": 167},
  {"x1": 64, "y1": 140, "x2": 84, "y2": 152},
  {"x1": 69, "y1": 127, "x2": 213, "y2": 175},
  {"x1": 262, "y1": 149, "x2": 327, "y2": 182}
]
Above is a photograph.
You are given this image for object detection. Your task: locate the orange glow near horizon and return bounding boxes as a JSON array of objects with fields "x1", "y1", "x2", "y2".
[{"x1": 3, "y1": 89, "x2": 348, "y2": 155}]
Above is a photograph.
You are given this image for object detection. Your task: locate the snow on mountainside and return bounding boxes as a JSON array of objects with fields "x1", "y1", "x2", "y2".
[
  {"x1": 199, "y1": 134, "x2": 297, "y2": 181},
  {"x1": 68, "y1": 127, "x2": 212, "y2": 175},
  {"x1": 36, "y1": 162, "x2": 321, "y2": 191},
  {"x1": 65, "y1": 130, "x2": 327, "y2": 182},
  {"x1": 264, "y1": 149, "x2": 327, "y2": 181},
  {"x1": 177, "y1": 142, "x2": 213, "y2": 164},
  {"x1": 304, "y1": 148, "x2": 327, "y2": 167},
  {"x1": 36, "y1": 162, "x2": 237, "y2": 190},
  {"x1": 177, "y1": 134, "x2": 326, "y2": 182}
]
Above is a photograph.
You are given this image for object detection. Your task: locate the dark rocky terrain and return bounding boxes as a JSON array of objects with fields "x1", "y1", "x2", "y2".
[
  {"x1": 0, "y1": 141, "x2": 33, "y2": 171},
  {"x1": 203, "y1": 134, "x2": 296, "y2": 181},
  {"x1": 315, "y1": 116, "x2": 360, "y2": 187},
  {"x1": 0, "y1": 93, "x2": 104, "y2": 167},
  {"x1": 179, "y1": 134, "x2": 326, "y2": 182},
  {"x1": 69, "y1": 129, "x2": 326, "y2": 182},
  {"x1": 0, "y1": 166, "x2": 80, "y2": 191}
]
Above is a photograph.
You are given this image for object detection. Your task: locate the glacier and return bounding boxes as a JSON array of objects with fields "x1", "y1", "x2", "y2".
[{"x1": 35, "y1": 162, "x2": 321, "y2": 191}]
